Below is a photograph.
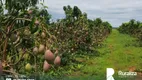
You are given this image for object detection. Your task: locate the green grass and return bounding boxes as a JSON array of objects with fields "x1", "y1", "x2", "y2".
[{"x1": 65, "y1": 29, "x2": 142, "y2": 80}]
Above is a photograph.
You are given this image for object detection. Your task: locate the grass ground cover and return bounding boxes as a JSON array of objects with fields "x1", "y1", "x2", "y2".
[{"x1": 65, "y1": 29, "x2": 142, "y2": 80}]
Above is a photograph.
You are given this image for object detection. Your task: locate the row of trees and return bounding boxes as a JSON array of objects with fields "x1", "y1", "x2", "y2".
[
  {"x1": 88, "y1": 18, "x2": 112, "y2": 46},
  {"x1": 118, "y1": 19, "x2": 142, "y2": 42},
  {"x1": 48, "y1": 5, "x2": 112, "y2": 65},
  {"x1": 0, "y1": 0, "x2": 112, "y2": 78}
]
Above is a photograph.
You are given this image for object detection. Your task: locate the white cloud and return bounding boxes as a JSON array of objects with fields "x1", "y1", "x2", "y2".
[{"x1": 43, "y1": 0, "x2": 142, "y2": 27}]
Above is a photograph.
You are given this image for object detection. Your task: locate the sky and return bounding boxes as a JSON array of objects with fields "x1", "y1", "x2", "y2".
[{"x1": 43, "y1": 0, "x2": 142, "y2": 27}]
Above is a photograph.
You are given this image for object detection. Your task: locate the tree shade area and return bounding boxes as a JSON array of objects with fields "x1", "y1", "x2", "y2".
[{"x1": 0, "y1": 0, "x2": 142, "y2": 80}]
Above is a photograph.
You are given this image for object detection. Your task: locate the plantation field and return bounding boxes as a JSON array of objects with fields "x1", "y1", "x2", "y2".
[
  {"x1": 1, "y1": 1, "x2": 142, "y2": 80},
  {"x1": 65, "y1": 29, "x2": 142, "y2": 80}
]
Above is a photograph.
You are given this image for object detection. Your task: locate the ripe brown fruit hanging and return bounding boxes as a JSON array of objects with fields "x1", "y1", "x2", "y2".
[
  {"x1": 33, "y1": 47, "x2": 38, "y2": 54},
  {"x1": 43, "y1": 60, "x2": 50, "y2": 72},
  {"x1": 41, "y1": 32, "x2": 46, "y2": 38},
  {"x1": 35, "y1": 20, "x2": 39, "y2": 25},
  {"x1": 38, "y1": 44, "x2": 45, "y2": 53},
  {"x1": 44, "y1": 50, "x2": 55, "y2": 62},
  {"x1": 54, "y1": 56, "x2": 61, "y2": 66}
]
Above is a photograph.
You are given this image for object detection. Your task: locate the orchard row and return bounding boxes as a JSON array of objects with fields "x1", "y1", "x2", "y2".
[
  {"x1": 118, "y1": 19, "x2": 142, "y2": 46},
  {"x1": 0, "y1": 1, "x2": 112, "y2": 77}
]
